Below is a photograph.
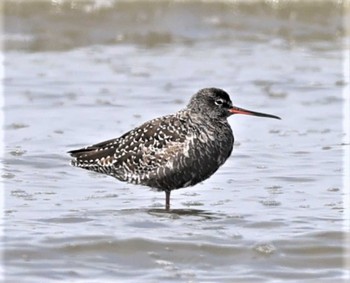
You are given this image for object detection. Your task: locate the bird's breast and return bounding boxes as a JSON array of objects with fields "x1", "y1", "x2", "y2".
[
  {"x1": 176, "y1": 122, "x2": 233, "y2": 185},
  {"x1": 193, "y1": 126, "x2": 233, "y2": 163}
]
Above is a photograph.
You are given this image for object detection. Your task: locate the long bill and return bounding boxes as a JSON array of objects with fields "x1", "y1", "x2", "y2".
[{"x1": 229, "y1": 106, "x2": 281, "y2": 120}]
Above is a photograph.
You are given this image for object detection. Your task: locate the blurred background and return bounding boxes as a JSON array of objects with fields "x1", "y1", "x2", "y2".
[{"x1": 2, "y1": 0, "x2": 349, "y2": 282}]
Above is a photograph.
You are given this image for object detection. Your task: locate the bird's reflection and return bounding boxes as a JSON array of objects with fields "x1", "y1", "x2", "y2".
[{"x1": 147, "y1": 208, "x2": 224, "y2": 220}]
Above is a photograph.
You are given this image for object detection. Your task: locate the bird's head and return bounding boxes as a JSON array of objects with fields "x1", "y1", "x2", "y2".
[{"x1": 187, "y1": 88, "x2": 281, "y2": 121}]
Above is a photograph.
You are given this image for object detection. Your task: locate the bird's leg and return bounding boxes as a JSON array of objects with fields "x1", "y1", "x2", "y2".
[{"x1": 165, "y1": 191, "x2": 171, "y2": 211}]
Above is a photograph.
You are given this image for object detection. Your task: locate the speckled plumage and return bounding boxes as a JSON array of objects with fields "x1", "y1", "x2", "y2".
[{"x1": 69, "y1": 88, "x2": 280, "y2": 210}]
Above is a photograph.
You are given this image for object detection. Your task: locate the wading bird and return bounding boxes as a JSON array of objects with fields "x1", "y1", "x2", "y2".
[{"x1": 68, "y1": 88, "x2": 280, "y2": 210}]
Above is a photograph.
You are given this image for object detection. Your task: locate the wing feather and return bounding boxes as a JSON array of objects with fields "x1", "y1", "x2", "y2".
[{"x1": 68, "y1": 114, "x2": 190, "y2": 179}]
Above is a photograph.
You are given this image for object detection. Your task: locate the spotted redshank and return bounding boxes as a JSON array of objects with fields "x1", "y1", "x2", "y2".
[{"x1": 68, "y1": 88, "x2": 280, "y2": 210}]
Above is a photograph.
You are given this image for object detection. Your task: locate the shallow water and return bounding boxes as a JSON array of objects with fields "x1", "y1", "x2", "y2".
[{"x1": 1, "y1": 0, "x2": 350, "y2": 282}]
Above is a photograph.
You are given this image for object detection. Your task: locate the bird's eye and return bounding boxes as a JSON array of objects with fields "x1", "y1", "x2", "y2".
[{"x1": 215, "y1": 99, "x2": 224, "y2": 106}]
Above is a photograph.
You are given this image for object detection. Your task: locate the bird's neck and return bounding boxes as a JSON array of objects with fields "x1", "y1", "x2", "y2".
[{"x1": 177, "y1": 109, "x2": 230, "y2": 128}]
